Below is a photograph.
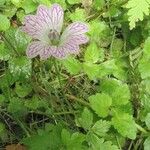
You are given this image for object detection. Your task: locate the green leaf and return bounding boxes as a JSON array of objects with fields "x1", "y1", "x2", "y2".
[
  {"x1": 62, "y1": 56, "x2": 82, "y2": 75},
  {"x1": 34, "y1": 0, "x2": 51, "y2": 5},
  {"x1": 144, "y1": 137, "x2": 150, "y2": 150},
  {"x1": 145, "y1": 113, "x2": 150, "y2": 129},
  {"x1": 99, "y1": 60, "x2": 118, "y2": 78},
  {"x1": 7, "y1": 97, "x2": 27, "y2": 117},
  {"x1": 126, "y1": 0, "x2": 150, "y2": 29},
  {"x1": 87, "y1": 133, "x2": 119, "y2": 150},
  {"x1": 84, "y1": 42, "x2": 104, "y2": 63},
  {"x1": 101, "y1": 79, "x2": 130, "y2": 106},
  {"x1": 89, "y1": 93, "x2": 112, "y2": 118},
  {"x1": 67, "y1": 0, "x2": 81, "y2": 5},
  {"x1": 0, "y1": 14, "x2": 10, "y2": 31},
  {"x1": 23, "y1": 125, "x2": 62, "y2": 150},
  {"x1": 21, "y1": 0, "x2": 37, "y2": 14},
  {"x1": 138, "y1": 37, "x2": 150, "y2": 79},
  {"x1": 0, "y1": 123, "x2": 5, "y2": 136},
  {"x1": 61, "y1": 129, "x2": 85, "y2": 150},
  {"x1": 77, "y1": 107, "x2": 93, "y2": 130},
  {"x1": 9, "y1": 56, "x2": 32, "y2": 78},
  {"x1": 69, "y1": 8, "x2": 86, "y2": 21},
  {"x1": 0, "y1": 95, "x2": 5, "y2": 105},
  {"x1": 11, "y1": 0, "x2": 22, "y2": 7},
  {"x1": 93, "y1": 0, "x2": 105, "y2": 11},
  {"x1": 0, "y1": 42, "x2": 12, "y2": 60},
  {"x1": 15, "y1": 82, "x2": 32, "y2": 98},
  {"x1": 92, "y1": 120, "x2": 111, "y2": 137},
  {"x1": 83, "y1": 63, "x2": 100, "y2": 80},
  {"x1": 112, "y1": 112, "x2": 137, "y2": 139}
]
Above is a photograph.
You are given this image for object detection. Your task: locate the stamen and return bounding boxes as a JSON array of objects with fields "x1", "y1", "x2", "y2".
[{"x1": 48, "y1": 29, "x2": 60, "y2": 45}]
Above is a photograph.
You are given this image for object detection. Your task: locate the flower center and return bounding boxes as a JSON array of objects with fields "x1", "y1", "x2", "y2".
[{"x1": 48, "y1": 29, "x2": 60, "y2": 45}]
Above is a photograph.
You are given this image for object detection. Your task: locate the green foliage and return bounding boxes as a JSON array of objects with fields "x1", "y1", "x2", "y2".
[
  {"x1": 76, "y1": 107, "x2": 93, "y2": 130},
  {"x1": 9, "y1": 56, "x2": 32, "y2": 77},
  {"x1": 0, "y1": 14, "x2": 10, "y2": 31},
  {"x1": 91, "y1": 120, "x2": 111, "y2": 137},
  {"x1": 0, "y1": 0, "x2": 150, "y2": 149},
  {"x1": 62, "y1": 56, "x2": 82, "y2": 75},
  {"x1": 84, "y1": 42, "x2": 104, "y2": 63},
  {"x1": 144, "y1": 137, "x2": 150, "y2": 150},
  {"x1": 89, "y1": 93, "x2": 112, "y2": 118},
  {"x1": 112, "y1": 112, "x2": 137, "y2": 139},
  {"x1": 61, "y1": 129, "x2": 85, "y2": 150},
  {"x1": 69, "y1": 8, "x2": 86, "y2": 21},
  {"x1": 126, "y1": 0, "x2": 150, "y2": 29}
]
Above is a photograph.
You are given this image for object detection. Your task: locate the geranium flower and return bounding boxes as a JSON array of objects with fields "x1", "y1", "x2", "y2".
[{"x1": 22, "y1": 4, "x2": 89, "y2": 59}]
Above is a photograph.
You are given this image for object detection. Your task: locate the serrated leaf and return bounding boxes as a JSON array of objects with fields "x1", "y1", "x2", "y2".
[
  {"x1": 112, "y1": 112, "x2": 137, "y2": 139},
  {"x1": 92, "y1": 120, "x2": 111, "y2": 137},
  {"x1": 144, "y1": 137, "x2": 150, "y2": 150},
  {"x1": 87, "y1": 133, "x2": 119, "y2": 150},
  {"x1": 0, "y1": 42, "x2": 12, "y2": 60},
  {"x1": 0, "y1": 14, "x2": 10, "y2": 31},
  {"x1": 77, "y1": 107, "x2": 93, "y2": 129},
  {"x1": 7, "y1": 97, "x2": 27, "y2": 117},
  {"x1": 84, "y1": 42, "x2": 104, "y2": 63},
  {"x1": 23, "y1": 125, "x2": 62, "y2": 150},
  {"x1": 126, "y1": 0, "x2": 150, "y2": 29},
  {"x1": 9, "y1": 56, "x2": 32, "y2": 77},
  {"x1": 101, "y1": 79, "x2": 130, "y2": 106},
  {"x1": 89, "y1": 93, "x2": 112, "y2": 118},
  {"x1": 62, "y1": 56, "x2": 81, "y2": 75},
  {"x1": 67, "y1": 0, "x2": 81, "y2": 5},
  {"x1": 83, "y1": 63, "x2": 100, "y2": 80},
  {"x1": 15, "y1": 82, "x2": 32, "y2": 98},
  {"x1": 69, "y1": 8, "x2": 86, "y2": 21},
  {"x1": 21, "y1": 0, "x2": 37, "y2": 14},
  {"x1": 61, "y1": 129, "x2": 85, "y2": 150}
]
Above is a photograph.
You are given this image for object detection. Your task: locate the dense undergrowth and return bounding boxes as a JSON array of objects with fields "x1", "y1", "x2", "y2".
[{"x1": 1, "y1": 0, "x2": 150, "y2": 149}]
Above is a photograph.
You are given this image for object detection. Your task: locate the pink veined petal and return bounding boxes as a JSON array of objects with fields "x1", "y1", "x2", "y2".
[
  {"x1": 37, "y1": 4, "x2": 64, "y2": 33},
  {"x1": 22, "y1": 15, "x2": 50, "y2": 42},
  {"x1": 51, "y1": 46, "x2": 67, "y2": 59},
  {"x1": 60, "y1": 43, "x2": 80, "y2": 55},
  {"x1": 26, "y1": 41, "x2": 51, "y2": 59},
  {"x1": 60, "y1": 22, "x2": 89, "y2": 47}
]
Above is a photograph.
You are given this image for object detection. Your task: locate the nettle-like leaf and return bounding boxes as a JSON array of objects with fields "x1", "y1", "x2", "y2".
[
  {"x1": 9, "y1": 56, "x2": 32, "y2": 77},
  {"x1": 15, "y1": 82, "x2": 32, "y2": 98},
  {"x1": 7, "y1": 97, "x2": 27, "y2": 118},
  {"x1": 88, "y1": 93, "x2": 112, "y2": 118},
  {"x1": 76, "y1": 107, "x2": 93, "y2": 130},
  {"x1": 144, "y1": 137, "x2": 150, "y2": 150},
  {"x1": 62, "y1": 56, "x2": 82, "y2": 75},
  {"x1": 100, "y1": 79, "x2": 130, "y2": 106},
  {"x1": 91, "y1": 120, "x2": 111, "y2": 137},
  {"x1": 87, "y1": 133, "x2": 119, "y2": 150},
  {"x1": 0, "y1": 14, "x2": 10, "y2": 31},
  {"x1": 23, "y1": 124, "x2": 63, "y2": 150},
  {"x1": 111, "y1": 112, "x2": 137, "y2": 139},
  {"x1": 69, "y1": 8, "x2": 86, "y2": 21},
  {"x1": 138, "y1": 37, "x2": 150, "y2": 79},
  {"x1": 0, "y1": 41, "x2": 12, "y2": 61},
  {"x1": 126, "y1": 0, "x2": 150, "y2": 30},
  {"x1": 83, "y1": 63, "x2": 100, "y2": 80},
  {"x1": 21, "y1": 0, "x2": 37, "y2": 14},
  {"x1": 67, "y1": 0, "x2": 81, "y2": 5},
  {"x1": 4, "y1": 28, "x2": 30, "y2": 55},
  {"x1": 61, "y1": 129, "x2": 85, "y2": 150},
  {"x1": 93, "y1": 0, "x2": 105, "y2": 11},
  {"x1": 84, "y1": 42, "x2": 104, "y2": 63}
]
